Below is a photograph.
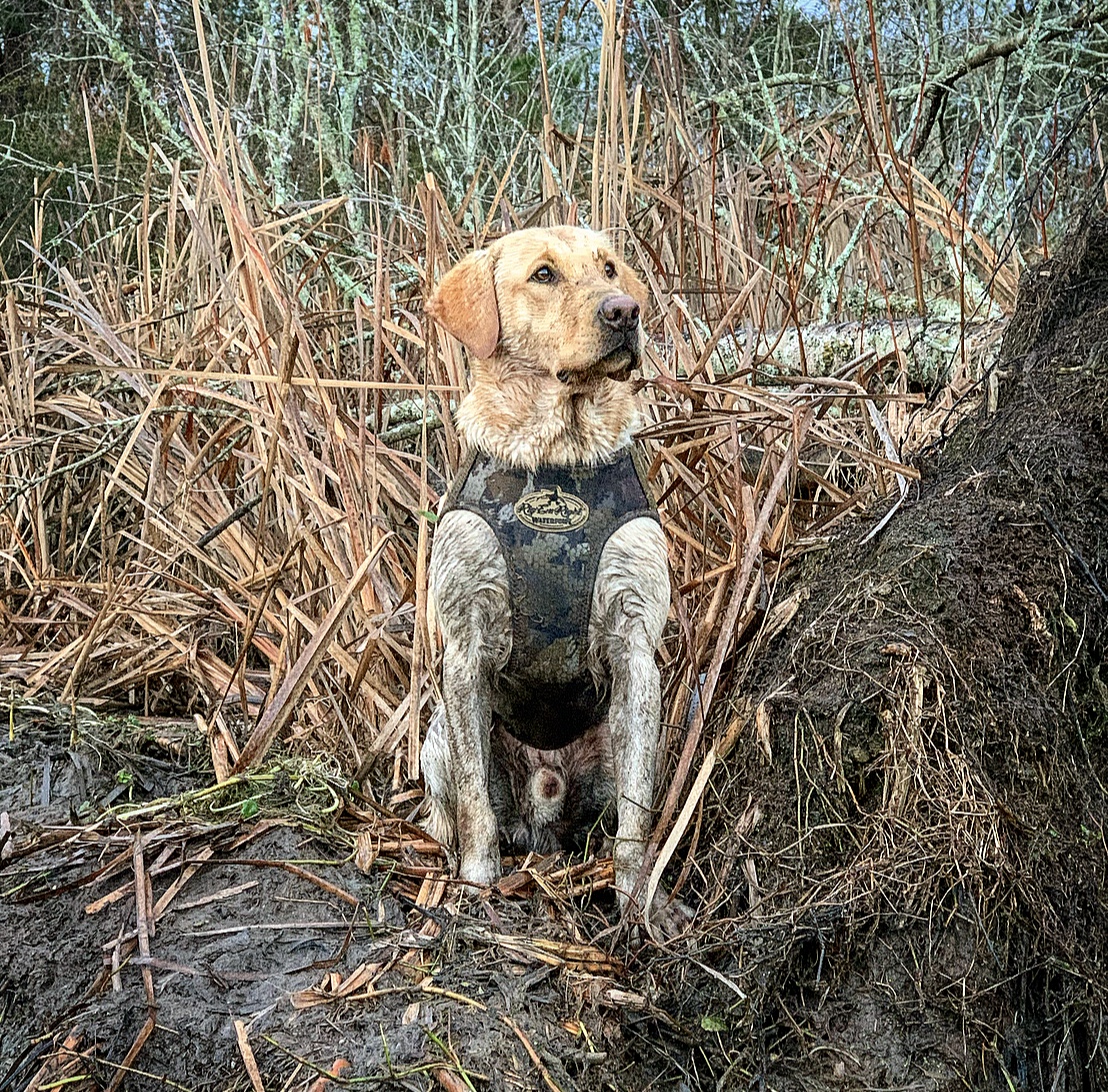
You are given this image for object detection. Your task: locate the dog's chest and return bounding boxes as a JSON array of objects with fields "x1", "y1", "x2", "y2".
[{"x1": 442, "y1": 448, "x2": 657, "y2": 749}]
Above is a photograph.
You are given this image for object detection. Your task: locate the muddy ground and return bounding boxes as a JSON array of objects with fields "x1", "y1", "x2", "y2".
[
  {"x1": 688, "y1": 214, "x2": 1108, "y2": 1089},
  {"x1": 0, "y1": 708, "x2": 705, "y2": 1091},
  {"x1": 3, "y1": 216, "x2": 1107, "y2": 1092}
]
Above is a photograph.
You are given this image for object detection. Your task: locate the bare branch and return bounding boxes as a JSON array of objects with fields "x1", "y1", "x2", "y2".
[{"x1": 911, "y1": 4, "x2": 1108, "y2": 159}]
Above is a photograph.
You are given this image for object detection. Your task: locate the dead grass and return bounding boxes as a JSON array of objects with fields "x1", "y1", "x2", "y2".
[
  {"x1": 0, "y1": 23, "x2": 1015, "y2": 877},
  {"x1": 5, "y1": 15, "x2": 1108, "y2": 1085}
]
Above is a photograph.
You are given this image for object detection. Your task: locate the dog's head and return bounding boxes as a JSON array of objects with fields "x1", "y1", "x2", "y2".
[{"x1": 426, "y1": 226, "x2": 648, "y2": 388}]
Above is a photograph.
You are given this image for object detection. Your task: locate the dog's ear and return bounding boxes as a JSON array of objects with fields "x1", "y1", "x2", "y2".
[{"x1": 426, "y1": 250, "x2": 499, "y2": 359}]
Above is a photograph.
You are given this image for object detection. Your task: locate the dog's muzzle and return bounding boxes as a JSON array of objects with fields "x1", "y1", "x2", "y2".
[{"x1": 557, "y1": 293, "x2": 642, "y2": 385}]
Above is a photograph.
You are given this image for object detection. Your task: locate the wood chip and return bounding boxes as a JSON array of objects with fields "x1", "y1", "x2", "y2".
[
  {"x1": 306, "y1": 1059, "x2": 350, "y2": 1092},
  {"x1": 500, "y1": 1012, "x2": 564, "y2": 1092},
  {"x1": 233, "y1": 1019, "x2": 266, "y2": 1092}
]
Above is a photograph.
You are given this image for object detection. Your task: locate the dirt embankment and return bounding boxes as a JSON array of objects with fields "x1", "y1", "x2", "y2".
[{"x1": 673, "y1": 215, "x2": 1107, "y2": 1089}]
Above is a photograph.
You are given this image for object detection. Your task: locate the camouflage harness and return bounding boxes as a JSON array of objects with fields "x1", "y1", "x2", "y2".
[{"x1": 441, "y1": 447, "x2": 659, "y2": 750}]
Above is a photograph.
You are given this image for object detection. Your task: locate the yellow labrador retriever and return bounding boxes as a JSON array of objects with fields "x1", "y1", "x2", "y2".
[{"x1": 420, "y1": 226, "x2": 685, "y2": 936}]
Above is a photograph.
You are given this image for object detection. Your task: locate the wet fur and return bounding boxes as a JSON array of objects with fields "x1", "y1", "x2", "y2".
[
  {"x1": 421, "y1": 227, "x2": 687, "y2": 936},
  {"x1": 490, "y1": 723, "x2": 615, "y2": 856},
  {"x1": 425, "y1": 226, "x2": 647, "y2": 469},
  {"x1": 424, "y1": 710, "x2": 616, "y2": 857}
]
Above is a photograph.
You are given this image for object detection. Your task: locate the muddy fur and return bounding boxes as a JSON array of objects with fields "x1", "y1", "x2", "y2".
[
  {"x1": 421, "y1": 227, "x2": 677, "y2": 932},
  {"x1": 425, "y1": 707, "x2": 616, "y2": 858},
  {"x1": 488, "y1": 721, "x2": 615, "y2": 855}
]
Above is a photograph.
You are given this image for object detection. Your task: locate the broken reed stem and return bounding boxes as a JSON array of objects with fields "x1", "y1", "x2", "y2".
[
  {"x1": 642, "y1": 408, "x2": 815, "y2": 893},
  {"x1": 500, "y1": 1013, "x2": 565, "y2": 1092}
]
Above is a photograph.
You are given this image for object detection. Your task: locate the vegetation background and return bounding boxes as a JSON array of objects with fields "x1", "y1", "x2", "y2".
[
  {"x1": 4, "y1": 0, "x2": 1108, "y2": 300},
  {"x1": 3, "y1": 0, "x2": 1106, "y2": 748}
]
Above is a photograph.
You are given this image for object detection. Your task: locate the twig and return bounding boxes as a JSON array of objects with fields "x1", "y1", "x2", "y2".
[
  {"x1": 233, "y1": 1020, "x2": 266, "y2": 1092},
  {"x1": 197, "y1": 495, "x2": 262, "y2": 548},
  {"x1": 103, "y1": 1015, "x2": 156, "y2": 1092},
  {"x1": 1041, "y1": 504, "x2": 1108, "y2": 602},
  {"x1": 911, "y1": 5, "x2": 1108, "y2": 158},
  {"x1": 499, "y1": 1013, "x2": 564, "y2": 1092}
]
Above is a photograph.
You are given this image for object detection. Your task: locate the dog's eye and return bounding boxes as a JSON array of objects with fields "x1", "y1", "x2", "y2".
[
  {"x1": 530, "y1": 265, "x2": 556, "y2": 284},
  {"x1": 604, "y1": 260, "x2": 617, "y2": 279}
]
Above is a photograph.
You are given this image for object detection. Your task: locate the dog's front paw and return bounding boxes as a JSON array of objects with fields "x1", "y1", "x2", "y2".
[
  {"x1": 616, "y1": 881, "x2": 695, "y2": 944},
  {"x1": 459, "y1": 851, "x2": 501, "y2": 888},
  {"x1": 646, "y1": 891, "x2": 694, "y2": 942}
]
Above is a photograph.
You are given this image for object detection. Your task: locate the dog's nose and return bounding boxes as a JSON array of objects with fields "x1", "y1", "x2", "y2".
[{"x1": 597, "y1": 294, "x2": 640, "y2": 331}]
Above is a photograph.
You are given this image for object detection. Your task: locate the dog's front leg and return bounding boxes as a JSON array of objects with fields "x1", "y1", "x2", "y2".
[
  {"x1": 592, "y1": 519, "x2": 671, "y2": 920},
  {"x1": 428, "y1": 510, "x2": 511, "y2": 887},
  {"x1": 441, "y1": 651, "x2": 500, "y2": 885},
  {"x1": 607, "y1": 630, "x2": 662, "y2": 911}
]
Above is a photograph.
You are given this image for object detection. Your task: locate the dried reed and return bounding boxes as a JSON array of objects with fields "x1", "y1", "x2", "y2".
[{"x1": 0, "y1": 17, "x2": 1009, "y2": 857}]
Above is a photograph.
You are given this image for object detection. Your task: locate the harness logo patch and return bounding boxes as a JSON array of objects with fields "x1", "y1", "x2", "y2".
[{"x1": 514, "y1": 486, "x2": 590, "y2": 532}]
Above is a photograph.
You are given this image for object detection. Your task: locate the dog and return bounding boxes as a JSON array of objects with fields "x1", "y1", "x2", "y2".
[{"x1": 420, "y1": 226, "x2": 686, "y2": 936}]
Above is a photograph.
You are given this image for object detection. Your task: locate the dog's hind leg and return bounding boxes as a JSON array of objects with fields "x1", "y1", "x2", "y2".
[{"x1": 427, "y1": 510, "x2": 511, "y2": 887}]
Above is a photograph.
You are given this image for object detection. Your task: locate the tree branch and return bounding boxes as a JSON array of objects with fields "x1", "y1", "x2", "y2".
[{"x1": 911, "y1": 4, "x2": 1108, "y2": 159}]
